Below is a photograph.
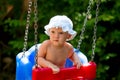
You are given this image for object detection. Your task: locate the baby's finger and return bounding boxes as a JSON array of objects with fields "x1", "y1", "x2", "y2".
[
  {"x1": 53, "y1": 67, "x2": 60, "y2": 74},
  {"x1": 77, "y1": 62, "x2": 82, "y2": 69}
]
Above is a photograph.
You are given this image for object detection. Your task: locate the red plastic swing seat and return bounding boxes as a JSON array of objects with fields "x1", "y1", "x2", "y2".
[{"x1": 32, "y1": 61, "x2": 96, "y2": 80}]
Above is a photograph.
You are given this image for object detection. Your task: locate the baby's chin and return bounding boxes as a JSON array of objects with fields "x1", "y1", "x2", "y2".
[{"x1": 52, "y1": 42, "x2": 64, "y2": 47}]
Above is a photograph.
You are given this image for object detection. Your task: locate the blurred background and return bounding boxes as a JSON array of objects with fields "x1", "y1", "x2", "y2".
[{"x1": 0, "y1": 0, "x2": 120, "y2": 80}]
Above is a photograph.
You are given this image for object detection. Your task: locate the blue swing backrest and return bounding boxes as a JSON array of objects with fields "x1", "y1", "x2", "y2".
[{"x1": 16, "y1": 44, "x2": 88, "y2": 80}]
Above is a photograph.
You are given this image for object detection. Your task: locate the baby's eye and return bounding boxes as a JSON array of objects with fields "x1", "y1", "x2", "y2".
[
  {"x1": 51, "y1": 31, "x2": 55, "y2": 33},
  {"x1": 59, "y1": 32, "x2": 64, "y2": 34}
]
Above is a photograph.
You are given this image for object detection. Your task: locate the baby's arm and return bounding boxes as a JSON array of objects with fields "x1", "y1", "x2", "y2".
[
  {"x1": 38, "y1": 56, "x2": 60, "y2": 74},
  {"x1": 68, "y1": 44, "x2": 82, "y2": 69},
  {"x1": 70, "y1": 52, "x2": 82, "y2": 69},
  {"x1": 37, "y1": 41, "x2": 60, "y2": 74}
]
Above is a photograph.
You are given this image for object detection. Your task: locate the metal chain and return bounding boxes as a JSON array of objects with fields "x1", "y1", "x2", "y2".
[
  {"x1": 91, "y1": 0, "x2": 100, "y2": 61},
  {"x1": 22, "y1": 0, "x2": 32, "y2": 56},
  {"x1": 77, "y1": 0, "x2": 93, "y2": 49},
  {"x1": 33, "y1": 0, "x2": 38, "y2": 67}
]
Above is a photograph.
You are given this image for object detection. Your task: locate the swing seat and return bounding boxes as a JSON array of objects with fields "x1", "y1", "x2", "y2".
[
  {"x1": 16, "y1": 43, "x2": 89, "y2": 80},
  {"x1": 32, "y1": 61, "x2": 96, "y2": 80}
]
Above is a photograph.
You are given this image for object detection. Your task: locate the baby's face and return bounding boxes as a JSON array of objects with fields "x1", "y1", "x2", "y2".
[{"x1": 49, "y1": 27, "x2": 70, "y2": 46}]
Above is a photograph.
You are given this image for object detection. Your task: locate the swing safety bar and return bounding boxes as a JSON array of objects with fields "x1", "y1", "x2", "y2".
[{"x1": 32, "y1": 61, "x2": 96, "y2": 80}]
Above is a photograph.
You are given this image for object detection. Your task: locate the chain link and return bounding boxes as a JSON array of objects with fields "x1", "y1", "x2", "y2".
[
  {"x1": 77, "y1": 0, "x2": 93, "y2": 49},
  {"x1": 22, "y1": 0, "x2": 38, "y2": 66},
  {"x1": 91, "y1": 0, "x2": 100, "y2": 61},
  {"x1": 22, "y1": 0, "x2": 32, "y2": 57},
  {"x1": 33, "y1": 0, "x2": 38, "y2": 67}
]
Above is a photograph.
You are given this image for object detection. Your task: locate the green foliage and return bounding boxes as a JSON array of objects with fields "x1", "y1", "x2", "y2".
[{"x1": 0, "y1": 0, "x2": 120, "y2": 80}]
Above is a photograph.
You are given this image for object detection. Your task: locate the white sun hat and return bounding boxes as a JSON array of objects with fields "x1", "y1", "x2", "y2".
[{"x1": 44, "y1": 15, "x2": 77, "y2": 41}]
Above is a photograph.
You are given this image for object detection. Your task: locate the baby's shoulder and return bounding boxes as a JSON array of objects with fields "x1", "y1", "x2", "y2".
[
  {"x1": 40, "y1": 40, "x2": 50, "y2": 48},
  {"x1": 65, "y1": 42, "x2": 74, "y2": 56},
  {"x1": 65, "y1": 42, "x2": 73, "y2": 49},
  {"x1": 42, "y1": 40, "x2": 50, "y2": 44}
]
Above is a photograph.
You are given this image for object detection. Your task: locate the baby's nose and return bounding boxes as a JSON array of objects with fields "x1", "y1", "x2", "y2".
[{"x1": 54, "y1": 33, "x2": 59, "y2": 38}]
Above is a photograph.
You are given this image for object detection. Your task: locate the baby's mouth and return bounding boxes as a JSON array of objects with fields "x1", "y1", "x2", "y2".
[{"x1": 54, "y1": 40, "x2": 59, "y2": 42}]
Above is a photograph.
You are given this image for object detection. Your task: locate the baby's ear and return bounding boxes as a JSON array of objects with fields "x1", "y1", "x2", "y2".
[{"x1": 67, "y1": 34, "x2": 71, "y2": 39}]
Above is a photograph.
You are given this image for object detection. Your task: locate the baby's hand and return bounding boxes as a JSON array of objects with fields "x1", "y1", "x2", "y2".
[
  {"x1": 48, "y1": 64, "x2": 60, "y2": 74},
  {"x1": 74, "y1": 60, "x2": 82, "y2": 69},
  {"x1": 51, "y1": 65, "x2": 60, "y2": 74}
]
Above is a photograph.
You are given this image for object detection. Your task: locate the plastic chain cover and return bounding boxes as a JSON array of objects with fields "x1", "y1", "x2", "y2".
[{"x1": 16, "y1": 44, "x2": 90, "y2": 80}]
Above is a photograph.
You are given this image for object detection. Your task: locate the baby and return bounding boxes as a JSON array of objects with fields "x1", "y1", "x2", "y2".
[{"x1": 37, "y1": 15, "x2": 82, "y2": 74}]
